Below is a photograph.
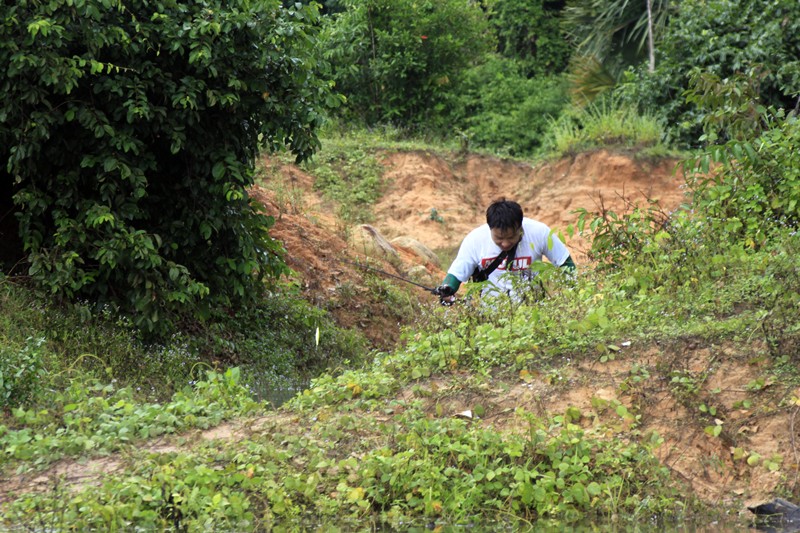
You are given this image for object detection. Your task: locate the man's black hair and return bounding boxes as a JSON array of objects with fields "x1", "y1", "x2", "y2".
[{"x1": 486, "y1": 198, "x2": 523, "y2": 230}]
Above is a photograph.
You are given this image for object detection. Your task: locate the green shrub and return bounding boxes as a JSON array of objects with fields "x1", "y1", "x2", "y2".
[
  {"x1": 453, "y1": 57, "x2": 569, "y2": 157},
  {"x1": 685, "y1": 109, "x2": 800, "y2": 247},
  {"x1": 321, "y1": 0, "x2": 493, "y2": 127},
  {"x1": 486, "y1": 0, "x2": 570, "y2": 77},
  {"x1": 0, "y1": 277, "x2": 367, "y2": 405},
  {"x1": 0, "y1": 337, "x2": 47, "y2": 409},
  {"x1": 1, "y1": 0, "x2": 337, "y2": 332}
]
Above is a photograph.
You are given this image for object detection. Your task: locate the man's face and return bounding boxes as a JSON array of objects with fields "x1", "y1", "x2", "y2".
[{"x1": 490, "y1": 226, "x2": 522, "y2": 252}]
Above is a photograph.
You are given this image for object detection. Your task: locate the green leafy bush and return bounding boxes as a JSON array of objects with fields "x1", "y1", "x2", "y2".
[
  {"x1": 686, "y1": 109, "x2": 800, "y2": 247},
  {"x1": 1, "y1": 0, "x2": 336, "y2": 332},
  {"x1": 616, "y1": 0, "x2": 800, "y2": 147},
  {"x1": 1, "y1": 278, "x2": 367, "y2": 405},
  {"x1": 0, "y1": 337, "x2": 47, "y2": 409},
  {"x1": 486, "y1": 0, "x2": 570, "y2": 77},
  {"x1": 453, "y1": 57, "x2": 569, "y2": 156},
  {"x1": 355, "y1": 411, "x2": 673, "y2": 522},
  {"x1": 321, "y1": 0, "x2": 493, "y2": 128},
  {"x1": 573, "y1": 200, "x2": 675, "y2": 270}
]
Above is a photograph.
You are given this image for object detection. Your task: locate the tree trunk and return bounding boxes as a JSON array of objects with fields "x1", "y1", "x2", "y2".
[{"x1": 646, "y1": 0, "x2": 655, "y2": 72}]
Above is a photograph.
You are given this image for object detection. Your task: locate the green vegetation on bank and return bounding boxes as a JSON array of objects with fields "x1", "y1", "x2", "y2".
[
  {"x1": 3, "y1": 0, "x2": 800, "y2": 530},
  {"x1": 5, "y1": 103, "x2": 800, "y2": 528},
  {"x1": 0, "y1": 277, "x2": 367, "y2": 407}
]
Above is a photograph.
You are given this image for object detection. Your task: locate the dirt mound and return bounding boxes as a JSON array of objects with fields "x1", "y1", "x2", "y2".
[
  {"x1": 373, "y1": 150, "x2": 687, "y2": 262},
  {"x1": 250, "y1": 160, "x2": 443, "y2": 348},
  {"x1": 253, "y1": 150, "x2": 688, "y2": 346}
]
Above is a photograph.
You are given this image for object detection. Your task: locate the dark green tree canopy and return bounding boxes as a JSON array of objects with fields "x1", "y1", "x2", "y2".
[
  {"x1": 321, "y1": 0, "x2": 493, "y2": 127},
  {"x1": 1, "y1": 0, "x2": 337, "y2": 331},
  {"x1": 617, "y1": 0, "x2": 800, "y2": 146},
  {"x1": 488, "y1": 0, "x2": 570, "y2": 77}
]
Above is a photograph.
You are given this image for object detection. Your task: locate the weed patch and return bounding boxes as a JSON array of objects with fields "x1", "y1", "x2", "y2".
[{"x1": 1, "y1": 368, "x2": 257, "y2": 472}]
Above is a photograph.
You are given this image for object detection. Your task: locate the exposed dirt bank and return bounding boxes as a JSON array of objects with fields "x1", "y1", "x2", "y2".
[{"x1": 254, "y1": 149, "x2": 688, "y2": 346}]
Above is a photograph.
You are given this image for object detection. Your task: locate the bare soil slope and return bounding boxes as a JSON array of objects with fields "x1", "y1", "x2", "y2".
[
  {"x1": 372, "y1": 150, "x2": 686, "y2": 260},
  {"x1": 255, "y1": 149, "x2": 688, "y2": 346}
]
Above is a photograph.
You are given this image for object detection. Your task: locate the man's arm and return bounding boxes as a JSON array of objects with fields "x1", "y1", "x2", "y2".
[
  {"x1": 440, "y1": 273, "x2": 461, "y2": 293},
  {"x1": 435, "y1": 227, "x2": 483, "y2": 303},
  {"x1": 560, "y1": 255, "x2": 576, "y2": 271}
]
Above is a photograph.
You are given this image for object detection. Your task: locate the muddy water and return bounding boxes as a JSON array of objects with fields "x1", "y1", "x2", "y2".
[
  {"x1": 248, "y1": 375, "x2": 310, "y2": 408},
  {"x1": 267, "y1": 516, "x2": 764, "y2": 532}
]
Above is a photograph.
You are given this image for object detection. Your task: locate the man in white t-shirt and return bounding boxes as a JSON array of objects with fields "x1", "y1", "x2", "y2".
[{"x1": 434, "y1": 199, "x2": 575, "y2": 304}]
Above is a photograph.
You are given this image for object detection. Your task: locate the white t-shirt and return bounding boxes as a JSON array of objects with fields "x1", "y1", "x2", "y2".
[{"x1": 447, "y1": 218, "x2": 570, "y2": 296}]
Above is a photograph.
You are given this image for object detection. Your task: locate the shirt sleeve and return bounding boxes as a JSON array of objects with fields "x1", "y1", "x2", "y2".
[
  {"x1": 447, "y1": 227, "x2": 482, "y2": 282},
  {"x1": 544, "y1": 232, "x2": 571, "y2": 266},
  {"x1": 525, "y1": 219, "x2": 571, "y2": 266}
]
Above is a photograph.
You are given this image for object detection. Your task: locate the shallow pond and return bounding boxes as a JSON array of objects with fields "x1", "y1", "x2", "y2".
[
  {"x1": 247, "y1": 374, "x2": 310, "y2": 408},
  {"x1": 262, "y1": 514, "x2": 783, "y2": 532}
]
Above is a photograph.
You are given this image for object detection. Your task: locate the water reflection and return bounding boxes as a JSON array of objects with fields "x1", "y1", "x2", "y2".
[
  {"x1": 247, "y1": 373, "x2": 310, "y2": 408},
  {"x1": 263, "y1": 516, "x2": 773, "y2": 532}
]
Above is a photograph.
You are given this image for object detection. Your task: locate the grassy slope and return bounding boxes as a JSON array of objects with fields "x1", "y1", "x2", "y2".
[{"x1": 2, "y1": 140, "x2": 800, "y2": 529}]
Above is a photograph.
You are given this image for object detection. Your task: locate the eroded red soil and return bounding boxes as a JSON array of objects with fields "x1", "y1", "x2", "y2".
[{"x1": 255, "y1": 149, "x2": 688, "y2": 346}]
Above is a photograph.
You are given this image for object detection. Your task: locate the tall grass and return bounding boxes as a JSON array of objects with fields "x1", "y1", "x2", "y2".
[
  {"x1": 0, "y1": 277, "x2": 367, "y2": 409},
  {"x1": 545, "y1": 97, "x2": 668, "y2": 158}
]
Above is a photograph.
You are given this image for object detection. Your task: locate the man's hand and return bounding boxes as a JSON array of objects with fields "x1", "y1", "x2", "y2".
[
  {"x1": 433, "y1": 285, "x2": 454, "y2": 296},
  {"x1": 433, "y1": 285, "x2": 455, "y2": 306}
]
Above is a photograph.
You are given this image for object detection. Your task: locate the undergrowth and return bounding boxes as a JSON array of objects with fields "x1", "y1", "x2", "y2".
[
  {"x1": 2, "y1": 381, "x2": 683, "y2": 530},
  {"x1": 0, "y1": 278, "x2": 366, "y2": 410},
  {"x1": 1, "y1": 368, "x2": 257, "y2": 472},
  {"x1": 544, "y1": 96, "x2": 674, "y2": 159},
  {"x1": 5, "y1": 106, "x2": 800, "y2": 530}
]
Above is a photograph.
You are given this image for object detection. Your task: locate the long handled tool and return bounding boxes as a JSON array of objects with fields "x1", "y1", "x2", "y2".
[{"x1": 337, "y1": 257, "x2": 439, "y2": 293}]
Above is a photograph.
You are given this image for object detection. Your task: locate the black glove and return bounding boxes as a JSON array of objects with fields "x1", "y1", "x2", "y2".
[
  {"x1": 433, "y1": 284, "x2": 455, "y2": 305},
  {"x1": 433, "y1": 285, "x2": 455, "y2": 296}
]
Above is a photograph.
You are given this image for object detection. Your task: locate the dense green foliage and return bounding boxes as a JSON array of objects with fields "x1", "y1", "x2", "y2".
[
  {"x1": 1, "y1": 0, "x2": 336, "y2": 331},
  {"x1": 320, "y1": 0, "x2": 493, "y2": 128},
  {"x1": 487, "y1": 0, "x2": 571, "y2": 77},
  {"x1": 5, "y1": 117, "x2": 800, "y2": 529},
  {"x1": 0, "y1": 336, "x2": 46, "y2": 409},
  {"x1": 618, "y1": 0, "x2": 800, "y2": 146},
  {"x1": 453, "y1": 59, "x2": 570, "y2": 156}
]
